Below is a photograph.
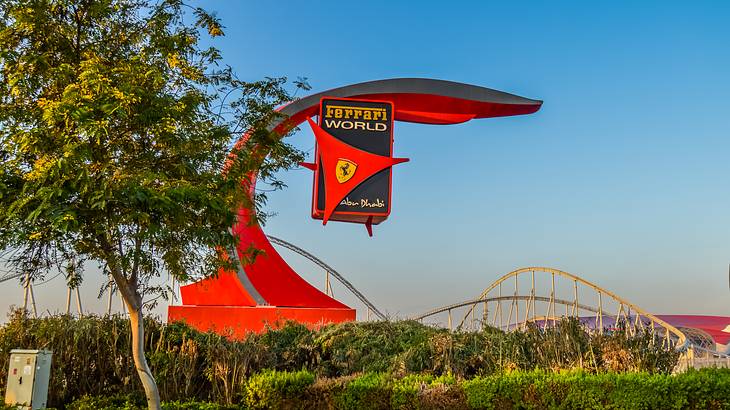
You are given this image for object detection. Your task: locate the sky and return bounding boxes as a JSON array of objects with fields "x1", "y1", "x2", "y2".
[{"x1": 1, "y1": 1, "x2": 729, "y2": 320}]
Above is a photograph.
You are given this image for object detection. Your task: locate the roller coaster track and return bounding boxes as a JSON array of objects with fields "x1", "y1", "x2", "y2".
[
  {"x1": 267, "y1": 235, "x2": 386, "y2": 320},
  {"x1": 414, "y1": 295, "x2": 604, "y2": 328},
  {"x1": 414, "y1": 267, "x2": 688, "y2": 351},
  {"x1": 1, "y1": 237, "x2": 386, "y2": 321}
]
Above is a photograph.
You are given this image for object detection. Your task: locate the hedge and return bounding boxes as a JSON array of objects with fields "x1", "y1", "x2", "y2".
[
  {"x1": 0, "y1": 311, "x2": 680, "y2": 407},
  {"x1": 461, "y1": 369, "x2": 730, "y2": 409},
  {"x1": 62, "y1": 368, "x2": 730, "y2": 409}
]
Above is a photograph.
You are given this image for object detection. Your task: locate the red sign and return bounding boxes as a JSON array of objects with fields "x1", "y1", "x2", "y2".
[{"x1": 304, "y1": 97, "x2": 409, "y2": 235}]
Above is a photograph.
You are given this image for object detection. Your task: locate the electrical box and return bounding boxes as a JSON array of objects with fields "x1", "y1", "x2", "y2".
[{"x1": 4, "y1": 350, "x2": 52, "y2": 410}]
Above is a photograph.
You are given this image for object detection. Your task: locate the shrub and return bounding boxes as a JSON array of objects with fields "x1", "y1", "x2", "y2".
[
  {"x1": 162, "y1": 403, "x2": 242, "y2": 410},
  {"x1": 313, "y1": 320, "x2": 441, "y2": 377},
  {"x1": 391, "y1": 374, "x2": 430, "y2": 409},
  {"x1": 336, "y1": 372, "x2": 392, "y2": 410},
  {"x1": 66, "y1": 394, "x2": 145, "y2": 410},
  {"x1": 0, "y1": 311, "x2": 681, "y2": 407},
  {"x1": 67, "y1": 396, "x2": 244, "y2": 410},
  {"x1": 60, "y1": 369, "x2": 730, "y2": 409},
  {"x1": 462, "y1": 369, "x2": 730, "y2": 409},
  {"x1": 243, "y1": 369, "x2": 315, "y2": 409},
  {"x1": 391, "y1": 373, "x2": 461, "y2": 409}
]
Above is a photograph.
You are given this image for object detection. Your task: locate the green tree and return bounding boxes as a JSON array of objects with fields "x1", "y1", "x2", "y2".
[{"x1": 0, "y1": 1, "x2": 305, "y2": 408}]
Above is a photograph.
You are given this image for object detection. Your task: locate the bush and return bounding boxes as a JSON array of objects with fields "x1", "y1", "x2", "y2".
[
  {"x1": 391, "y1": 373, "x2": 459, "y2": 409},
  {"x1": 462, "y1": 369, "x2": 730, "y2": 409},
  {"x1": 162, "y1": 401, "x2": 243, "y2": 410},
  {"x1": 0, "y1": 311, "x2": 681, "y2": 407},
  {"x1": 243, "y1": 369, "x2": 315, "y2": 409},
  {"x1": 66, "y1": 394, "x2": 146, "y2": 410},
  {"x1": 336, "y1": 373, "x2": 392, "y2": 410},
  {"x1": 62, "y1": 369, "x2": 730, "y2": 409},
  {"x1": 67, "y1": 396, "x2": 244, "y2": 410}
]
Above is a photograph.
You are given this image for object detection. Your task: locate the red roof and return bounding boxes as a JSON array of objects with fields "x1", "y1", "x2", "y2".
[{"x1": 657, "y1": 315, "x2": 730, "y2": 345}]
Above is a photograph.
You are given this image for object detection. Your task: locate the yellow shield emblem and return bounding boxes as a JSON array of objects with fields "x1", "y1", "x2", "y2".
[{"x1": 335, "y1": 159, "x2": 357, "y2": 183}]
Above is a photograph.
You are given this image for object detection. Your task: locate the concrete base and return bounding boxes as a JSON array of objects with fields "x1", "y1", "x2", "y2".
[{"x1": 168, "y1": 305, "x2": 356, "y2": 338}]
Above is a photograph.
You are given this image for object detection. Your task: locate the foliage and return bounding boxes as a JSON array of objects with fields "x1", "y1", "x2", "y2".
[
  {"x1": 0, "y1": 311, "x2": 144, "y2": 405},
  {"x1": 461, "y1": 369, "x2": 730, "y2": 410},
  {"x1": 243, "y1": 370, "x2": 314, "y2": 409},
  {"x1": 66, "y1": 394, "x2": 146, "y2": 410},
  {"x1": 312, "y1": 320, "x2": 439, "y2": 376},
  {"x1": 60, "y1": 368, "x2": 730, "y2": 409},
  {"x1": 0, "y1": 0, "x2": 305, "y2": 290},
  {"x1": 68, "y1": 395, "x2": 244, "y2": 410},
  {"x1": 161, "y1": 402, "x2": 243, "y2": 410},
  {"x1": 335, "y1": 372, "x2": 391, "y2": 410},
  {"x1": 0, "y1": 312, "x2": 684, "y2": 407},
  {"x1": 390, "y1": 373, "x2": 458, "y2": 410}
]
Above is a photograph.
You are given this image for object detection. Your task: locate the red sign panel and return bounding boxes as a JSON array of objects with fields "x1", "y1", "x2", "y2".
[{"x1": 307, "y1": 98, "x2": 408, "y2": 233}]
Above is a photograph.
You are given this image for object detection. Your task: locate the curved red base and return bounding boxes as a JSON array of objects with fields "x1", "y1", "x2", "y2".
[{"x1": 169, "y1": 305, "x2": 355, "y2": 338}]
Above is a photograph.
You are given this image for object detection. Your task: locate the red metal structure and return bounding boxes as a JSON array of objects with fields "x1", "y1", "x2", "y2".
[{"x1": 168, "y1": 78, "x2": 542, "y2": 337}]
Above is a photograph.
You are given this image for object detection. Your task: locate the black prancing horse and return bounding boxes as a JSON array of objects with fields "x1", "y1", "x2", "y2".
[{"x1": 340, "y1": 163, "x2": 351, "y2": 176}]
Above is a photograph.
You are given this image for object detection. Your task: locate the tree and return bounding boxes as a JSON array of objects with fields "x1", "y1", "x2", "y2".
[{"x1": 0, "y1": 1, "x2": 305, "y2": 408}]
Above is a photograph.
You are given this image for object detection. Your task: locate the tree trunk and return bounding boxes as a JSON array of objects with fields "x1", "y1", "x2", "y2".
[
  {"x1": 127, "y1": 302, "x2": 162, "y2": 410},
  {"x1": 101, "y1": 236, "x2": 161, "y2": 410}
]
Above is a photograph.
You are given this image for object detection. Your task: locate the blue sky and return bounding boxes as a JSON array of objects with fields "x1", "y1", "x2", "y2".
[{"x1": 2, "y1": 1, "x2": 728, "y2": 319}]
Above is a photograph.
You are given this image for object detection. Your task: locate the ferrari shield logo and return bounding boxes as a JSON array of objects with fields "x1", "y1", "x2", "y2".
[{"x1": 335, "y1": 159, "x2": 357, "y2": 183}]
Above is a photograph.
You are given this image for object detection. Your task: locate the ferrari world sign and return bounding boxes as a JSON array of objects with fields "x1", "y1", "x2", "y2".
[
  {"x1": 168, "y1": 78, "x2": 542, "y2": 337},
  {"x1": 305, "y1": 97, "x2": 408, "y2": 234}
]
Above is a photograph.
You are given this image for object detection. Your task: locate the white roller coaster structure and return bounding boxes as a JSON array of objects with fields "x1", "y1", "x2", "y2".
[
  {"x1": 413, "y1": 266, "x2": 730, "y2": 370},
  {"x1": 3, "y1": 248, "x2": 729, "y2": 371}
]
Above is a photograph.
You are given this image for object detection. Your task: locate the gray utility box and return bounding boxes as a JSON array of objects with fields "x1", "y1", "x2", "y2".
[{"x1": 4, "y1": 350, "x2": 52, "y2": 410}]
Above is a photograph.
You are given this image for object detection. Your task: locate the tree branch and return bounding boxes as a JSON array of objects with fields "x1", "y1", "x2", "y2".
[
  {"x1": 130, "y1": 225, "x2": 143, "y2": 288},
  {"x1": 97, "y1": 234, "x2": 140, "y2": 311}
]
